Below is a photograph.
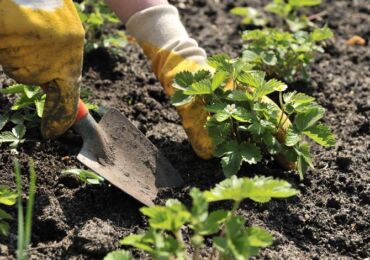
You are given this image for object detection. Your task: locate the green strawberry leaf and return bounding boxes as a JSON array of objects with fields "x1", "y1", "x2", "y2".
[
  {"x1": 303, "y1": 124, "x2": 336, "y2": 147},
  {"x1": 204, "y1": 175, "x2": 299, "y2": 203}
]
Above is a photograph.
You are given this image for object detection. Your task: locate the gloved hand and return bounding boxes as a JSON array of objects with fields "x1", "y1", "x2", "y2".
[
  {"x1": 0, "y1": 0, "x2": 85, "y2": 139},
  {"x1": 126, "y1": 5, "x2": 292, "y2": 167}
]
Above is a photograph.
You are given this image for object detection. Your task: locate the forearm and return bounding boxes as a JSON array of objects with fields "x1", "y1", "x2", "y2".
[{"x1": 105, "y1": 0, "x2": 169, "y2": 23}]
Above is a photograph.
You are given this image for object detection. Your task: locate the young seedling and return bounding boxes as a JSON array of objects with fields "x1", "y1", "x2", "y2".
[
  {"x1": 75, "y1": 0, "x2": 127, "y2": 57},
  {"x1": 62, "y1": 169, "x2": 104, "y2": 185},
  {"x1": 0, "y1": 84, "x2": 43, "y2": 150},
  {"x1": 0, "y1": 84, "x2": 99, "y2": 150},
  {"x1": 171, "y1": 54, "x2": 335, "y2": 179},
  {"x1": 0, "y1": 185, "x2": 17, "y2": 236},
  {"x1": 13, "y1": 159, "x2": 37, "y2": 260},
  {"x1": 230, "y1": 7, "x2": 268, "y2": 27},
  {"x1": 242, "y1": 27, "x2": 333, "y2": 82},
  {"x1": 105, "y1": 176, "x2": 299, "y2": 260},
  {"x1": 265, "y1": 0, "x2": 322, "y2": 32}
]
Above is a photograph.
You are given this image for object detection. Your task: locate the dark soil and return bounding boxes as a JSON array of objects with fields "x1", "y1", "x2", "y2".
[{"x1": 1, "y1": 0, "x2": 369, "y2": 259}]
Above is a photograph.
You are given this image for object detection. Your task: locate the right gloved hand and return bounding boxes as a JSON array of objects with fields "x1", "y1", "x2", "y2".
[
  {"x1": 0, "y1": 0, "x2": 85, "y2": 139},
  {"x1": 126, "y1": 5, "x2": 294, "y2": 170}
]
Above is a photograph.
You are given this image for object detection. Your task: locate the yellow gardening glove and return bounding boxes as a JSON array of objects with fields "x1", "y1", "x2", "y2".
[
  {"x1": 127, "y1": 5, "x2": 293, "y2": 169},
  {"x1": 0, "y1": 0, "x2": 85, "y2": 139}
]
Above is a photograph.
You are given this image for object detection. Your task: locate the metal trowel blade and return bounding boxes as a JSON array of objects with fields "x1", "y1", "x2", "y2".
[{"x1": 76, "y1": 108, "x2": 183, "y2": 206}]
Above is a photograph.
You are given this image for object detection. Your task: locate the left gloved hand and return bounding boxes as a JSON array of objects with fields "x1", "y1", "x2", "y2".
[{"x1": 0, "y1": 0, "x2": 85, "y2": 139}]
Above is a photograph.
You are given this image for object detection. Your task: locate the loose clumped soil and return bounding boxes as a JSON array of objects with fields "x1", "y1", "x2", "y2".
[{"x1": 0, "y1": 1, "x2": 369, "y2": 259}]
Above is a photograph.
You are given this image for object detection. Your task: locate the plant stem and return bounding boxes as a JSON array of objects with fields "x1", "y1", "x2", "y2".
[
  {"x1": 13, "y1": 159, "x2": 25, "y2": 260},
  {"x1": 25, "y1": 159, "x2": 36, "y2": 248},
  {"x1": 210, "y1": 200, "x2": 241, "y2": 260},
  {"x1": 277, "y1": 91, "x2": 285, "y2": 130}
]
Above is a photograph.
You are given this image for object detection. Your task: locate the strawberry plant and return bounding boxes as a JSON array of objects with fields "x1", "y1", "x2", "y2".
[
  {"x1": 0, "y1": 84, "x2": 98, "y2": 150},
  {"x1": 62, "y1": 168, "x2": 104, "y2": 185},
  {"x1": 0, "y1": 185, "x2": 17, "y2": 236},
  {"x1": 242, "y1": 27, "x2": 333, "y2": 82},
  {"x1": 0, "y1": 84, "x2": 44, "y2": 150},
  {"x1": 172, "y1": 55, "x2": 335, "y2": 179},
  {"x1": 265, "y1": 0, "x2": 322, "y2": 32},
  {"x1": 232, "y1": 1, "x2": 332, "y2": 82},
  {"x1": 75, "y1": 0, "x2": 127, "y2": 56},
  {"x1": 230, "y1": 7, "x2": 268, "y2": 27},
  {"x1": 106, "y1": 176, "x2": 299, "y2": 260}
]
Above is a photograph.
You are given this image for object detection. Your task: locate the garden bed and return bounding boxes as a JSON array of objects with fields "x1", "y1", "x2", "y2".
[{"x1": 0, "y1": 0, "x2": 369, "y2": 259}]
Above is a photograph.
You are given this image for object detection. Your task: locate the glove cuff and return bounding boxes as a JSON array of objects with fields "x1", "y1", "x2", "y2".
[{"x1": 126, "y1": 4, "x2": 207, "y2": 65}]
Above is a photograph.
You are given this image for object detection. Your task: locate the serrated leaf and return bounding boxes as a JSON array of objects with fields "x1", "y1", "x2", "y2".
[
  {"x1": 246, "y1": 226, "x2": 274, "y2": 247},
  {"x1": 296, "y1": 143, "x2": 313, "y2": 167},
  {"x1": 248, "y1": 121, "x2": 265, "y2": 136},
  {"x1": 261, "y1": 51, "x2": 277, "y2": 66},
  {"x1": 0, "y1": 114, "x2": 9, "y2": 131},
  {"x1": 204, "y1": 175, "x2": 299, "y2": 203},
  {"x1": 184, "y1": 80, "x2": 212, "y2": 95},
  {"x1": 0, "y1": 131, "x2": 18, "y2": 144},
  {"x1": 205, "y1": 103, "x2": 227, "y2": 113},
  {"x1": 206, "y1": 119, "x2": 231, "y2": 146},
  {"x1": 208, "y1": 54, "x2": 233, "y2": 72},
  {"x1": 243, "y1": 50, "x2": 260, "y2": 62},
  {"x1": 104, "y1": 250, "x2": 132, "y2": 260},
  {"x1": 311, "y1": 27, "x2": 334, "y2": 42},
  {"x1": 12, "y1": 124, "x2": 26, "y2": 139},
  {"x1": 171, "y1": 91, "x2": 193, "y2": 107},
  {"x1": 212, "y1": 70, "x2": 228, "y2": 91},
  {"x1": 190, "y1": 188, "x2": 208, "y2": 222},
  {"x1": 120, "y1": 233, "x2": 154, "y2": 253},
  {"x1": 295, "y1": 107, "x2": 325, "y2": 131},
  {"x1": 226, "y1": 90, "x2": 252, "y2": 102},
  {"x1": 0, "y1": 84, "x2": 25, "y2": 94},
  {"x1": 238, "y1": 71, "x2": 265, "y2": 89},
  {"x1": 262, "y1": 132, "x2": 282, "y2": 155},
  {"x1": 0, "y1": 222, "x2": 10, "y2": 236},
  {"x1": 232, "y1": 107, "x2": 253, "y2": 122},
  {"x1": 10, "y1": 112, "x2": 24, "y2": 125},
  {"x1": 285, "y1": 126, "x2": 301, "y2": 146},
  {"x1": 140, "y1": 199, "x2": 191, "y2": 232},
  {"x1": 220, "y1": 153, "x2": 241, "y2": 178},
  {"x1": 215, "y1": 111, "x2": 231, "y2": 122},
  {"x1": 0, "y1": 186, "x2": 17, "y2": 206},
  {"x1": 174, "y1": 71, "x2": 193, "y2": 89},
  {"x1": 34, "y1": 98, "x2": 45, "y2": 117},
  {"x1": 197, "y1": 210, "x2": 228, "y2": 236},
  {"x1": 303, "y1": 124, "x2": 335, "y2": 147},
  {"x1": 284, "y1": 91, "x2": 315, "y2": 106},
  {"x1": 217, "y1": 142, "x2": 262, "y2": 177},
  {"x1": 297, "y1": 155, "x2": 308, "y2": 180},
  {"x1": 0, "y1": 209, "x2": 12, "y2": 221},
  {"x1": 23, "y1": 85, "x2": 38, "y2": 99},
  {"x1": 193, "y1": 69, "x2": 212, "y2": 82},
  {"x1": 214, "y1": 216, "x2": 273, "y2": 259}
]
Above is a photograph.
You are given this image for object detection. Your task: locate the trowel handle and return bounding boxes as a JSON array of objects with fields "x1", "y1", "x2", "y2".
[{"x1": 75, "y1": 99, "x2": 89, "y2": 124}]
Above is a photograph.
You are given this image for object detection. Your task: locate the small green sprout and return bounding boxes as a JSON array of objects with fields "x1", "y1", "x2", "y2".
[
  {"x1": 106, "y1": 176, "x2": 299, "y2": 260},
  {"x1": 75, "y1": 0, "x2": 127, "y2": 56},
  {"x1": 62, "y1": 169, "x2": 104, "y2": 185},
  {"x1": 0, "y1": 84, "x2": 99, "y2": 150},
  {"x1": 265, "y1": 0, "x2": 322, "y2": 32},
  {"x1": 230, "y1": 7, "x2": 268, "y2": 27}
]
